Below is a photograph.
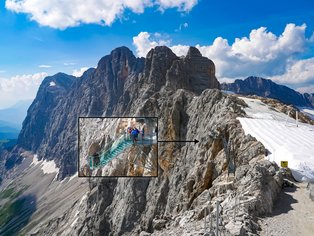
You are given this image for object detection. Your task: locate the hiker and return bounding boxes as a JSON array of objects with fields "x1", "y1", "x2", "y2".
[
  {"x1": 134, "y1": 128, "x2": 140, "y2": 141},
  {"x1": 127, "y1": 127, "x2": 132, "y2": 140},
  {"x1": 131, "y1": 128, "x2": 140, "y2": 144},
  {"x1": 93, "y1": 153, "x2": 100, "y2": 167}
]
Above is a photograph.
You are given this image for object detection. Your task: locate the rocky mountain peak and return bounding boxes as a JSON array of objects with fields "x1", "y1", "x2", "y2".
[
  {"x1": 41, "y1": 72, "x2": 76, "y2": 90},
  {"x1": 97, "y1": 46, "x2": 139, "y2": 77},
  {"x1": 9, "y1": 45, "x2": 220, "y2": 178},
  {"x1": 186, "y1": 46, "x2": 202, "y2": 58},
  {"x1": 165, "y1": 46, "x2": 220, "y2": 94},
  {"x1": 18, "y1": 73, "x2": 76, "y2": 152},
  {"x1": 140, "y1": 46, "x2": 179, "y2": 92}
]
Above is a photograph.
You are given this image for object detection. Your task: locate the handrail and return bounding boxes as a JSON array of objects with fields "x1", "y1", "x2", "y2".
[
  {"x1": 89, "y1": 133, "x2": 156, "y2": 171},
  {"x1": 89, "y1": 133, "x2": 128, "y2": 169},
  {"x1": 133, "y1": 145, "x2": 154, "y2": 170}
]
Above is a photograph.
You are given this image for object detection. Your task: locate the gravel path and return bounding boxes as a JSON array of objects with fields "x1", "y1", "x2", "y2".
[{"x1": 260, "y1": 182, "x2": 314, "y2": 236}]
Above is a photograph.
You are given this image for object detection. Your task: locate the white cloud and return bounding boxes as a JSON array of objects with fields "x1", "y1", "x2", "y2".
[
  {"x1": 157, "y1": 0, "x2": 198, "y2": 12},
  {"x1": 5, "y1": 0, "x2": 197, "y2": 29},
  {"x1": 175, "y1": 22, "x2": 188, "y2": 32},
  {"x1": 133, "y1": 32, "x2": 170, "y2": 57},
  {"x1": 72, "y1": 67, "x2": 89, "y2": 77},
  {"x1": 39, "y1": 64, "x2": 52, "y2": 68},
  {"x1": 64, "y1": 62, "x2": 76, "y2": 66},
  {"x1": 270, "y1": 58, "x2": 314, "y2": 84},
  {"x1": 0, "y1": 72, "x2": 47, "y2": 108},
  {"x1": 296, "y1": 85, "x2": 314, "y2": 94},
  {"x1": 133, "y1": 23, "x2": 314, "y2": 86}
]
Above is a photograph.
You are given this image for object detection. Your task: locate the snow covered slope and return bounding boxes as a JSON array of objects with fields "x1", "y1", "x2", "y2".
[
  {"x1": 238, "y1": 97, "x2": 314, "y2": 182},
  {"x1": 299, "y1": 107, "x2": 314, "y2": 120}
]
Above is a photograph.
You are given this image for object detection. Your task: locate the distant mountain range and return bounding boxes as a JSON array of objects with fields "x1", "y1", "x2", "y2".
[
  {"x1": 0, "y1": 120, "x2": 20, "y2": 139},
  {"x1": 0, "y1": 100, "x2": 32, "y2": 128},
  {"x1": 221, "y1": 76, "x2": 314, "y2": 108},
  {"x1": 0, "y1": 100, "x2": 32, "y2": 140}
]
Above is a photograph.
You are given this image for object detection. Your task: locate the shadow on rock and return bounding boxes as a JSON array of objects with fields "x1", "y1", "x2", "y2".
[
  {"x1": 0, "y1": 194, "x2": 37, "y2": 236},
  {"x1": 270, "y1": 186, "x2": 298, "y2": 217}
]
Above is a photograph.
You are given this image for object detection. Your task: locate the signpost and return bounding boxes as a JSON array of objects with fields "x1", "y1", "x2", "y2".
[{"x1": 280, "y1": 161, "x2": 288, "y2": 168}]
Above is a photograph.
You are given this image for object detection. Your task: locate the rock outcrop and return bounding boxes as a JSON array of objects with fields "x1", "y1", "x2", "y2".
[
  {"x1": 5, "y1": 46, "x2": 220, "y2": 179},
  {"x1": 1, "y1": 46, "x2": 284, "y2": 235},
  {"x1": 29, "y1": 88, "x2": 283, "y2": 236},
  {"x1": 221, "y1": 76, "x2": 314, "y2": 108}
]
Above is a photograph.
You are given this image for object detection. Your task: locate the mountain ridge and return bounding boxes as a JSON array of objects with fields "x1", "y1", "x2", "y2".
[
  {"x1": 0, "y1": 46, "x2": 286, "y2": 235},
  {"x1": 221, "y1": 76, "x2": 314, "y2": 108},
  {"x1": 8, "y1": 45, "x2": 220, "y2": 179}
]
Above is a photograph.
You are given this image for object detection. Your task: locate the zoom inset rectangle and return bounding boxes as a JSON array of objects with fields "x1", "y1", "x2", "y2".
[{"x1": 78, "y1": 117, "x2": 158, "y2": 177}]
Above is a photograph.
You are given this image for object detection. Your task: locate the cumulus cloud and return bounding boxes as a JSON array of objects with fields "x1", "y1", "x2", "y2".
[
  {"x1": 5, "y1": 0, "x2": 197, "y2": 29},
  {"x1": 0, "y1": 72, "x2": 47, "y2": 108},
  {"x1": 133, "y1": 32, "x2": 170, "y2": 57},
  {"x1": 270, "y1": 58, "x2": 314, "y2": 84},
  {"x1": 133, "y1": 23, "x2": 314, "y2": 88},
  {"x1": 158, "y1": 0, "x2": 197, "y2": 11},
  {"x1": 39, "y1": 64, "x2": 52, "y2": 68},
  {"x1": 72, "y1": 67, "x2": 89, "y2": 77}
]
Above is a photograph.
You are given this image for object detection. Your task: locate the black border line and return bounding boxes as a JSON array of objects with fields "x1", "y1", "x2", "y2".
[{"x1": 77, "y1": 116, "x2": 159, "y2": 178}]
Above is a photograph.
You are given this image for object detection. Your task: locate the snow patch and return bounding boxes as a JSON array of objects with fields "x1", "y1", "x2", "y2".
[
  {"x1": 238, "y1": 97, "x2": 314, "y2": 182},
  {"x1": 40, "y1": 159, "x2": 60, "y2": 174},
  {"x1": 222, "y1": 90, "x2": 235, "y2": 95},
  {"x1": 69, "y1": 172, "x2": 78, "y2": 182},
  {"x1": 299, "y1": 107, "x2": 314, "y2": 120},
  {"x1": 31, "y1": 154, "x2": 40, "y2": 166},
  {"x1": 80, "y1": 194, "x2": 87, "y2": 205},
  {"x1": 49, "y1": 81, "x2": 56, "y2": 87},
  {"x1": 70, "y1": 216, "x2": 79, "y2": 228},
  {"x1": 70, "y1": 210, "x2": 80, "y2": 228}
]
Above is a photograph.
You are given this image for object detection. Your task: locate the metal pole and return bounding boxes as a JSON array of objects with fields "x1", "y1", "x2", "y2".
[
  {"x1": 233, "y1": 197, "x2": 236, "y2": 222},
  {"x1": 204, "y1": 206, "x2": 207, "y2": 234},
  {"x1": 296, "y1": 111, "x2": 299, "y2": 127},
  {"x1": 285, "y1": 110, "x2": 290, "y2": 126},
  {"x1": 216, "y1": 201, "x2": 219, "y2": 236},
  {"x1": 210, "y1": 212, "x2": 213, "y2": 235}
]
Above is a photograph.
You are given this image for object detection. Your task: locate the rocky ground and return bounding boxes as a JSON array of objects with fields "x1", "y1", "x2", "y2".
[{"x1": 260, "y1": 182, "x2": 314, "y2": 236}]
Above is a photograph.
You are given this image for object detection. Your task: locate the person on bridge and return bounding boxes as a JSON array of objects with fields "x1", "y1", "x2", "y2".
[
  {"x1": 127, "y1": 127, "x2": 132, "y2": 140},
  {"x1": 131, "y1": 128, "x2": 140, "y2": 144}
]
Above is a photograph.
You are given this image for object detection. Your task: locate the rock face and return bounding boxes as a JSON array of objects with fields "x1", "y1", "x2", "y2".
[
  {"x1": 221, "y1": 76, "x2": 314, "y2": 108},
  {"x1": 6, "y1": 46, "x2": 219, "y2": 179},
  {"x1": 72, "y1": 89, "x2": 282, "y2": 236},
  {"x1": 18, "y1": 73, "x2": 76, "y2": 152},
  {"x1": 166, "y1": 47, "x2": 220, "y2": 94},
  {"x1": 2, "y1": 46, "x2": 283, "y2": 235},
  {"x1": 304, "y1": 93, "x2": 314, "y2": 107}
]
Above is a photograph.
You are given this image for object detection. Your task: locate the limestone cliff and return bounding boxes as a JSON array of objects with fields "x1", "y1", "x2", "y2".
[{"x1": 1, "y1": 46, "x2": 283, "y2": 236}]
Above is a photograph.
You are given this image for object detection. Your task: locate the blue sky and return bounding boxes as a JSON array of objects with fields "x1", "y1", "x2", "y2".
[{"x1": 1, "y1": 0, "x2": 314, "y2": 108}]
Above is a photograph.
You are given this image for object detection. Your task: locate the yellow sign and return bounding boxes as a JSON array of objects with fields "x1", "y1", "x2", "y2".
[{"x1": 280, "y1": 161, "x2": 288, "y2": 168}]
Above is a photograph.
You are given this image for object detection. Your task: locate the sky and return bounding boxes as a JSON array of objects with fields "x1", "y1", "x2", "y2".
[{"x1": 0, "y1": 0, "x2": 314, "y2": 108}]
